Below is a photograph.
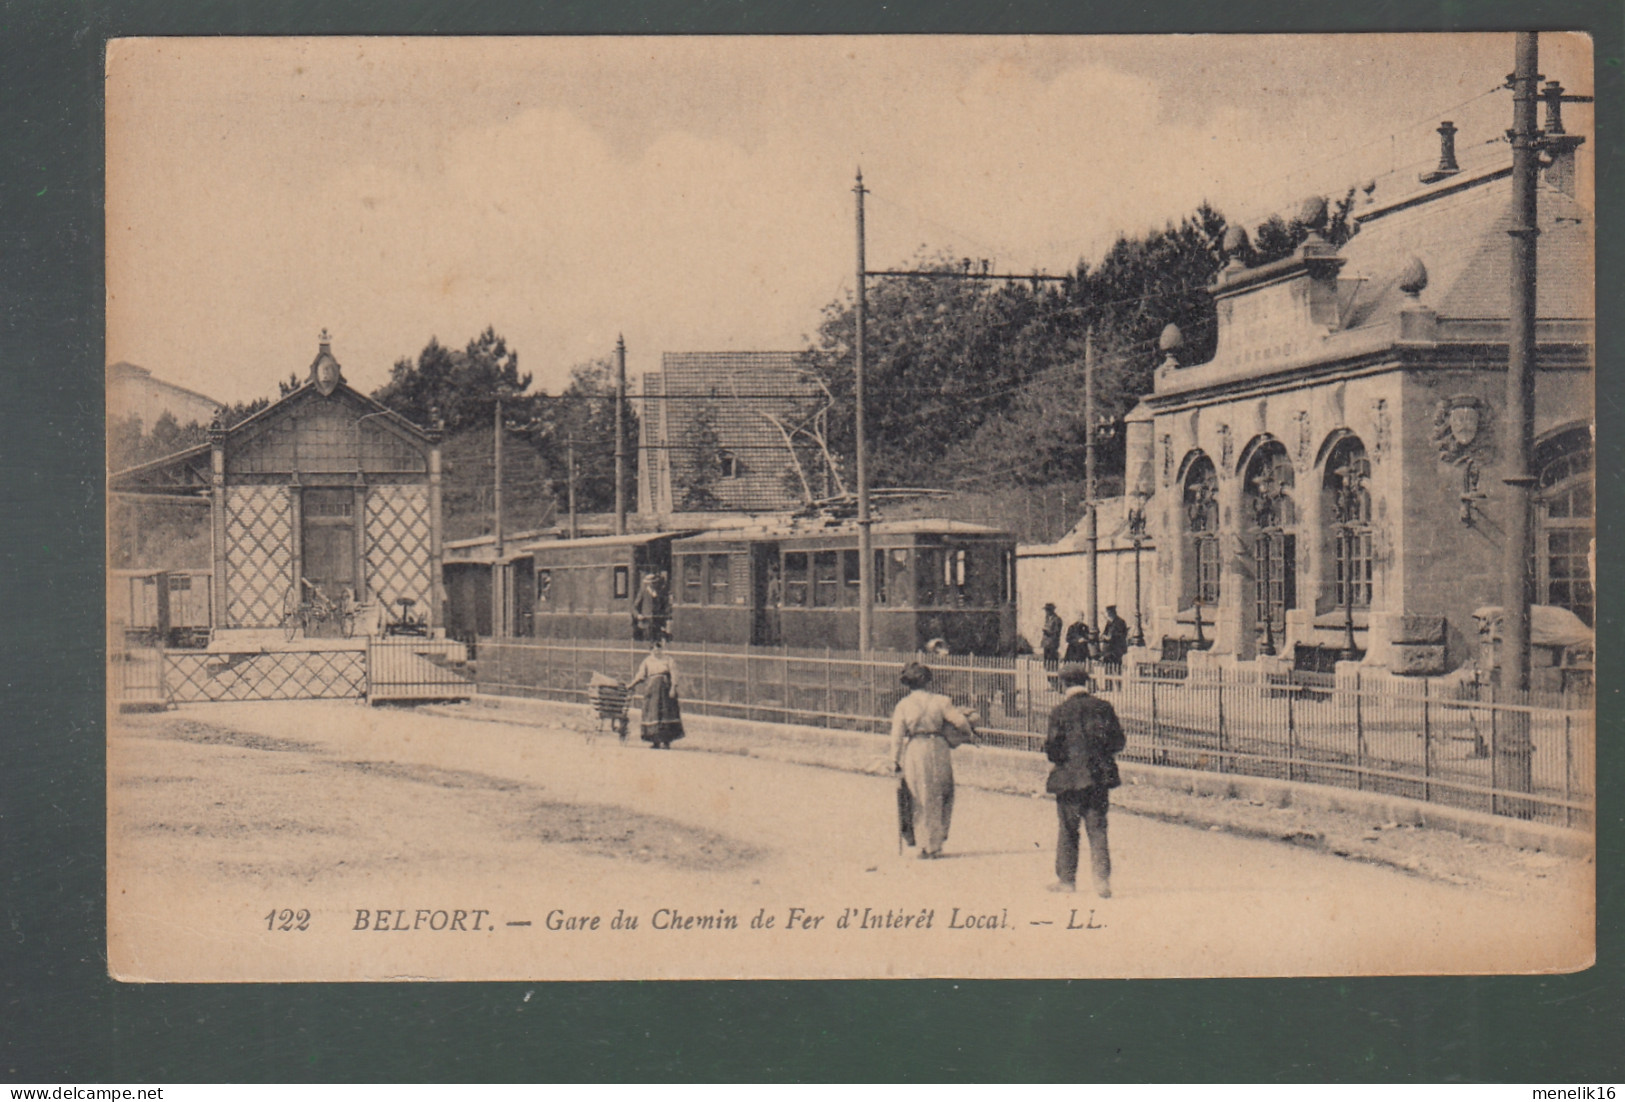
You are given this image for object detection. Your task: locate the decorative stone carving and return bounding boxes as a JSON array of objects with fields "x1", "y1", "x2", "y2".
[
  {"x1": 1433, "y1": 394, "x2": 1493, "y2": 465},
  {"x1": 1372, "y1": 398, "x2": 1390, "y2": 458},
  {"x1": 1217, "y1": 424, "x2": 1233, "y2": 470},
  {"x1": 1293, "y1": 411, "x2": 1311, "y2": 465},
  {"x1": 1161, "y1": 433, "x2": 1173, "y2": 486}
]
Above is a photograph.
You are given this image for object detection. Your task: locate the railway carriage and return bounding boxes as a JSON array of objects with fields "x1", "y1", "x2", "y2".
[{"x1": 669, "y1": 520, "x2": 1017, "y2": 654}]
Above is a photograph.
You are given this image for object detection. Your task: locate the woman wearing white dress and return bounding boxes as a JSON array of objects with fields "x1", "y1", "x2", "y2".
[
  {"x1": 889, "y1": 661, "x2": 976, "y2": 858},
  {"x1": 627, "y1": 637, "x2": 685, "y2": 749}
]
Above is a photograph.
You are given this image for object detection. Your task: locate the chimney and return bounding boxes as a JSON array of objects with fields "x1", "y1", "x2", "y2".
[
  {"x1": 1419, "y1": 121, "x2": 1461, "y2": 184},
  {"x1": 1540, "y1": 81, "x2": 1586, "y2": 198}
]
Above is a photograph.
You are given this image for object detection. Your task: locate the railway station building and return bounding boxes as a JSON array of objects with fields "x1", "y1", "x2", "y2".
[
  {"x1": 109, "y1": 332, "x2": 445, "y2": 639},
  {"x1": 1120, "y1": 111, "x2": 1593, "y2": 678}
]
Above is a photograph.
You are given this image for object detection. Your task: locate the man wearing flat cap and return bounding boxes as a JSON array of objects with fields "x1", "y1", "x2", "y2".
[{"x1": 1043, "y1": 663, "x2": 1126, "y2": 897}]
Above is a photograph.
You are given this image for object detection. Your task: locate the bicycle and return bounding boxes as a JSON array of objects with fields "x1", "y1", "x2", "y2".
[{"x1": 281, "y1": 578, "x2": 356, "y2": 641}]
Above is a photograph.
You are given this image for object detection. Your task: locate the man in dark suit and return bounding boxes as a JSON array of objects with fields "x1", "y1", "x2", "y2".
[
  {"x1": 1043, "y1": 663, "x2": 1126, "y2": 897},
  {"x1": 1040, "y1": 603, "x2": 1063, "y2": 666}
]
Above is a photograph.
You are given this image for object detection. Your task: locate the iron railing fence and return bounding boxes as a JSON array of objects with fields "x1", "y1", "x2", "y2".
[
  {"x1": 366, "y1": 638, "x2": 474, "y2": 703},
  {"x1": 109, "y1": 638, "x2": 473, "y2": 706},
  {"x1": 475, "y1": 637, "x2": 1594, "y2": 829}
]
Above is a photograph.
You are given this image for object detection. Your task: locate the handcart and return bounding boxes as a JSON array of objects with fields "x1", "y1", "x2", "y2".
[{"x1": 587, "y1": 672, "x2": 632, "y2": 742}]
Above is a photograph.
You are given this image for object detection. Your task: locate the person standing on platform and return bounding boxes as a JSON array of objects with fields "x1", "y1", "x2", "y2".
[
  {"x1": 1101, "y1": 605, "x2": 1130, "y2": 667},
  {"x1": 1043, "y1": 663, "x2": 1126, "y2": 897},
  {"x1": 1040, "y1": 603, "x2": 1063, "y2": 666},
  {"x1": 1063, "y1": 616, "x2": 1093, "y2": 664},
  {"x1": 889, "y1": 661, "x2": 977, "y2": 859},
  {"x1": 627, "y1": 635, "x2": 685, "y2": 749}
]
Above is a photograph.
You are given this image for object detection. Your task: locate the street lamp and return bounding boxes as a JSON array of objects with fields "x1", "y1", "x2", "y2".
[{"x1": 1127, "y1": 491, "x2": 1148, "y2": 648}]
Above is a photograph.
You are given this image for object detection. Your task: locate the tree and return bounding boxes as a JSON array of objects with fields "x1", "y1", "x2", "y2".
[
  {"x1": 674, "y1": 401, "x2": 725, "y2": 511},
  {"x1": 372, "y1": 327, "x2": 534, "y2": 433}
]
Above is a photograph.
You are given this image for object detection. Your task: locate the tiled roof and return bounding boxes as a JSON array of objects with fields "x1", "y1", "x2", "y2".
[
  {"x1": 1339, "y1": 175, "x2": 1593, "y2": 331},
  {"x1": 644, "y1": 352, "x2": 832, "y2": 513}
]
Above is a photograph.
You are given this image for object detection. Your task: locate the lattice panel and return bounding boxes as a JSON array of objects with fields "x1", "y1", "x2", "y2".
[
  {"x1": 365, "y1": 484, "x2": 432, "y2": 609},
  {"x1": 164, "y1": 649, "x2": 366, "y2": 702},
  {"x1": 225, "y1": 485, "x2": 293, "y2": 628}
]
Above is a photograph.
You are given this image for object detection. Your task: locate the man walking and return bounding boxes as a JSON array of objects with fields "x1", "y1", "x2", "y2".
[
  {"x1": 1040, "y1": 603, "x2": 1063, "y2": 667},
  {"x1": 1043, "y1": 663, "x2": 1126, "y2": 898}
]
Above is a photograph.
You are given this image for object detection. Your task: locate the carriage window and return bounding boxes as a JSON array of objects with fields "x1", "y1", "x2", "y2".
[
  {"x1": 783, "y1": 552, "x2": 809, "y2": 607},
  {"x1": 536, "y1": 570, "x2": 552, "y2": 607},
  {"x1": 843, "y1": 550, "x2": 862, "y2": 605},
  {"x1": 168, "y1": 575, "x2": 191, "y2": 591},
  {"x1": 813, "y1": 551, "x2": 840, "y2": 607},
  {"x1": 613, "y1": 565, "x2": 630, "y2": 600},
  {"x1": 916, "y1": 548, "x2": 942, "y2": 605},
  {"x1": 872, "y1": 549, "x2": 888, "y2": 605},
  {"x1": 682, "y1": 556, "x2": 704, "y2": 605},
  {"x1": 708, "y1": 554, "x2": 731, "y2": 605}
]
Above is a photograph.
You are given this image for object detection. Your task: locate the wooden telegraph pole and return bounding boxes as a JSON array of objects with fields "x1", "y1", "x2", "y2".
[
  {"x1": 615, "y1": 333, "x2": 628, "y2": 536},
  {"x1": 1084, "y1": 328, "x2": 1099, "y2": 641},
  {"x1": 854, "y1": 170, "x2": 874, "y2": 654},
  {"x1": 1498, "y1": 30, "x2": 1541, "y2": 812}
]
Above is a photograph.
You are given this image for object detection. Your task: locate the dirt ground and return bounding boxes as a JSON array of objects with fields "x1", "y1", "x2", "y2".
[{"x1": 107, "y1": 700, "x2": 1594, "y2": 982}]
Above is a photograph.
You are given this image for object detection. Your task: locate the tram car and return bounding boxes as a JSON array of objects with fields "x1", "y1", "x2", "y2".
[
  {"x1": 669, "y1": 520, "x2": 1017, "y2": 654},
  {"x1": 110, "y1": 568, "x2": 213, "y2": 648},
  {"x1": 522, "y1": 531, "x2": 685, "y2": 641}
]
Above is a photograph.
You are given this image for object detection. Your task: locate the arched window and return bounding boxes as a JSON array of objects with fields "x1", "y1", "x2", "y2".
[
  {"x1": 1243, "y1": 442, "x2": 1296, "y2": 654},
  {"x1": 1182, "y1": 456, "x2": 1220, "y2": 606},
  {"x1": 1537, "y1": 429, "x2": 1593, "y2": 626},
  {"x1": 1322, "y1": 437, "x2": 1373, "y2": 611}
]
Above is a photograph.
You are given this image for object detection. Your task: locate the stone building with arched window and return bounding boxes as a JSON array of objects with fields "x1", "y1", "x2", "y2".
[{"x1": 1121, "y1": 113, "x2": 1592, "y2": 678}]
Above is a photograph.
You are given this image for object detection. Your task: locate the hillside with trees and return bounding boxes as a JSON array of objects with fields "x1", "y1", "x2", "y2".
[{"x1": 797, "y1": 192, "x2": 1357, "y2": 537}]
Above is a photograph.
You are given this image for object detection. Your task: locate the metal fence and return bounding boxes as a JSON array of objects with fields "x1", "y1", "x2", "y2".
[
  {"x1": 110, "y1": 638, "x2": 473, "y2": 706},
  {"x1": 476, "y1": 637, "x2": 1594, "y2": 829}
]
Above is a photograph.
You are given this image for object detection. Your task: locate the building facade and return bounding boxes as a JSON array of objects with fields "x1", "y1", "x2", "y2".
[
  {"x1": 110, "y1": 333, "x2": 445, "y2": 635},
  {"x1": 1124, "y1": 118, "x2": 1592, "y2": 676},
  {"x1": 107, "y1": 361, "x2": 223, "y2": 430}
]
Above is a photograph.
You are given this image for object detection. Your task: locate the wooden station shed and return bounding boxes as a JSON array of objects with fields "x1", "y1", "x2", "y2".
[{"x1": 109, "y1": 333, "x2": 444, "y2": 638}]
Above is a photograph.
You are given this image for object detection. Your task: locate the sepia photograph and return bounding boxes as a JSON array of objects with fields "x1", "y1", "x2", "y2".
[{"x1": 104, "y1": 32, "x2": 1595, "y2": 982}]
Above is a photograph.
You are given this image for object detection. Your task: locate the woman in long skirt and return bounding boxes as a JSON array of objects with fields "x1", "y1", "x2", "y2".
[
  {"x1": 889, "y1": 661, "x2": 976, "y2": 858},
  {"x1": 628, "y1": 637, "x2": 685, "y2": 749}
]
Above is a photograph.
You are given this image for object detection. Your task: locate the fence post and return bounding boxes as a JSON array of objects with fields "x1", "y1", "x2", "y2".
[
  {"x1": 1215, "y1": 666, "x2": 1226, "y2": 774},
  {"x1": 745, "y1": 645, "x2": 754, "y2": 723},
  {"x1": 1563, "y1": 713, "x2": 1573, "y2": 829},
  {"x1": 700, "y1": 638, "x2": 709, "y2": 716},
  {"x1": 1149, "y1": 671, "x2": 1159, "y2": 762},
  {"x1": 1354, "y1": 669, "x2": 1364, "y2": 792},
  {"x1": 1286, "y1": 674, "x2": 1296, "y2": 784},
  {"x1": 783, "y1": 644, "x2": 791, "y2": 726},
  {"x1": 1422, "y1": 677, "x2": 1432, "y2": 804},
  {"x1": 825, "y1": 646, "x2": 833, "y2": 729}
]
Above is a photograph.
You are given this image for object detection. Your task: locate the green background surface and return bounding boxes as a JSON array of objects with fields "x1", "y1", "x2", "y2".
[{"x1": 2, "y1": 0, "x2": 1619, "y2": 1082}]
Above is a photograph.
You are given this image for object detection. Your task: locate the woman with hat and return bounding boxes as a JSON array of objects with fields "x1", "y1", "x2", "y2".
[{"x1": 889, "y1": 661, "x2": 977, "y2": 859}]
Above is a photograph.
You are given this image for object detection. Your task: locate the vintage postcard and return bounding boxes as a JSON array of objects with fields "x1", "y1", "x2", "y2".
[{"x1": 106, "y1": 33, "x2": 1595, "y2": 981}]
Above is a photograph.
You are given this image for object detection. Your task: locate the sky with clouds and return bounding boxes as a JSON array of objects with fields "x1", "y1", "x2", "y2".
[{"x1": 105, "y1": 33, "x2": 1593, "y2": 407}]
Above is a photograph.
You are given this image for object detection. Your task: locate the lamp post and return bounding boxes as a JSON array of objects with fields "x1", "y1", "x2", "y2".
[{"x1": 1127, "y1": 492, "x2": 1148, "y2": 648}]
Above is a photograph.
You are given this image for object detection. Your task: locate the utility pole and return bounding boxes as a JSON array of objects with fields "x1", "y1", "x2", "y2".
[
  {"x1": 568, "y1": 433, "x2": 579, "y2": 540},
  {"x1": 1084, "y1": 327, "x2": 1099, "y2": 640},
  {"x1": 1499, "y1": 30, "x2": 1540, "y2": 813},
  {"x1": 492, "y1": 391, "x2": 507, "y2": 637},
  {"x1": 615, "y1": 333, "x2": 627, "y2": 535},
  {"x1": 854, "y1": 169, "x2": 874, "y2": 654}
]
